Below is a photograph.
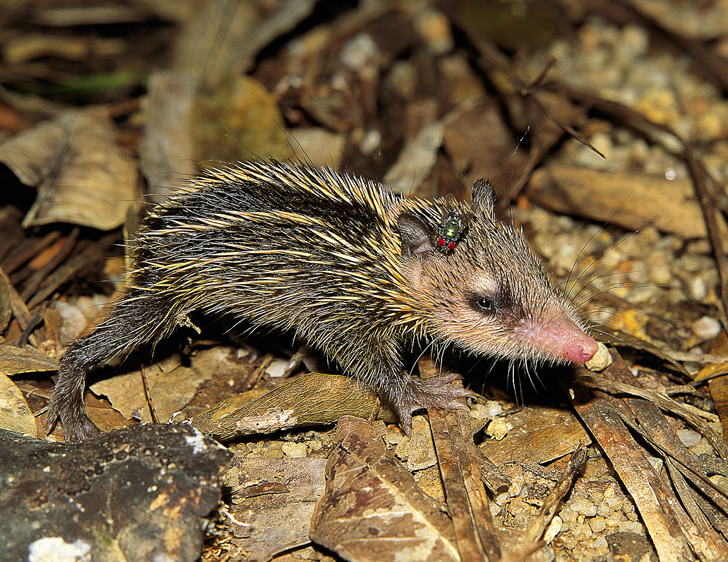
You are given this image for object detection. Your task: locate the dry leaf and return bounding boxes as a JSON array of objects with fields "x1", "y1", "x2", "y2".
[
  {"x1": 310, "y1": 415, "x2": 459, "y2": 562},
  {"x1": 190, "y1": 75, "x2": 292, "y2": 164},
  {"x1": 140, "y1": 0, "x2": 315, "y2": 200},
  {"x1": 139, "y1": 71, "x2": 199, "y2": 202},
  {"x1": 0, "y1": 373, "x2": 36, "y2": 437},
  {"x1": 225, "y1": 457, "x2": 327, "y2": 561},
  {"x1": 90, "y1": 346, "x2": 242, "y2": 424},
  {"x1": 429, "y1": 406, "x2": 500, "y2": 561},
  {"x1": 192, "y1": 373, "x2": 396, "y2": 440},
  {"x1": 442, "y1": 98, "x2": 528, "y2": 193},
  {"x1": 172, "y1": 0, "x2": 316, "y2": 87},
  {"x1": 0, "y1": 107, "x2": 138, "y2": 230},
  {"x1": 0, "y1": 268, "x2": 13, "y2": 333},
  {"x1": 529, "y1": 165, "x2": 719, "y2": 239},
  {"x1": 572, "y1": 353, "x2": 728, "y2": 560},
  {"x1": 288, "y1": 127, "x2": 346, "y2": 170}
]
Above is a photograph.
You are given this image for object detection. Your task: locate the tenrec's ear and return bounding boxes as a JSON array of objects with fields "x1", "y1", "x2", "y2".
[
  {"x1": 471, "y1": 178, "x2": 496, "y2": 219},
  {"x1": 398, "y1": 212, "x2": 433, "y2": 258}
]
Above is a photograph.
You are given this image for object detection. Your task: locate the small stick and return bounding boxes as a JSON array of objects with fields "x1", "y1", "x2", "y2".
[{"x1": 140, "y1": 364, "x2": 159, "y2": 424}]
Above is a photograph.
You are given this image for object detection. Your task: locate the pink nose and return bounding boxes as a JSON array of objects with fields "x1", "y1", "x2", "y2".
[
  {"x1": 562, "y1": 334, "x2": 599, "y2": 363},
  {"x1": 515, "y1": 316, "x2": 599, "y2": 363}
]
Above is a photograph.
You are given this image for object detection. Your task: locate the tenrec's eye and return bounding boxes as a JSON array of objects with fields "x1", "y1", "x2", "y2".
[{"x1": 471, "y1": 294, "x2": 497, "y2": 313}]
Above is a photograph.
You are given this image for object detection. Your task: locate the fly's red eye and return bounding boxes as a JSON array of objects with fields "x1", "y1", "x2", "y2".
[{"x1": 438, "y1": 209, "x2": 466, "y2": 254}]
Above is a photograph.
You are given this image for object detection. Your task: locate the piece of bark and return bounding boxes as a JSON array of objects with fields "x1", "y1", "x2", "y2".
[
  {"x1": 430, "y1": 407, "x2": 501, "y2": 561},
  {"x1": 0, "y1": 373, "x2": 36, "y2": 436},
  {"x1": 0, "y1": 424, "x2": 231, "y2": 561},
  {"x1": 139, "y1": 70, "x2": 199, "y2": 202},
  {"x1": 572, "y1": 385, "x2": 694, "y2": 561},
  {"x1": 0, "y1": 343, "x2": 59, "y2": 374},
  {"x1": 384, "y1": 121, "x2": 444, "y2": 194},
  {"x1": 570, "y1": 350, "x2": 728, "y2": 561}
]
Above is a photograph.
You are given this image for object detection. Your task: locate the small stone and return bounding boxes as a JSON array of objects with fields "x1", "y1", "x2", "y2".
[
  {"x1": 414, "y1": 6, "x2": 453, "y2": 56},
  {"x1": 590, "y1": 517, "x2": 607, "y2": 533},
  {"x1": 712, "y1": 475, "x2": 728, "y2": 494},
  {"x1": 619, "y1": 24, "x2": 649, "y2": 58},
  {"x1": 596, "y1": 502, "x2": 614, "y2": 518},
  {"x1": 339, "y1": 33, "x2": 379, "y2": 74},
  {"x1": 646, "y1": 456, "x2": 664, "y2": 473},
  {"x1": 469, "y1": 401, "x2": 501, "y2": 421},
  {"x1": 76, "y1": 295, "x2": 107, "y2": 322},
  {"x1": 485, "y1": 418, "x2": 510, "y2": 441},
  {"x1": 691, "y1": 316, "x2": 721, "y2": 340},
  {"x1": 494, "y1": 492, "x2": 509, "y2": 506},
  {"x1": 559, "y1": 506, "x2": 577, "y2": 524},
  {"x1": 544, "y1": 516, "x2": 562, "y2": 543},
  {"x1": 689, "y1": 276, "x2": 708, "y2": 301},
  {"x1": 593, "y1": 537, "x2": 609, "y2": 554},
  {"x1": 619, "y1": 521, "x2": 645, "y2": 535},
  {"x1": 262, "y1": 441, "x2": 284, "y2": 459},
  {"x1": 265, "y1": 358, "x2": 289, "y2": 378},
  {"x1": 647, "y1": 261, "x2": 672, "y2": 286},
  {"x1": 591, "y1": 132, "x2": 613, "y2": 158},
  {"x1": 675, "y1": 429, "x2": 702, "y2": 448},
  {"x1": 358, "y1": 128, "x2": 381, "y2": 155},
  {"x1": 385, "y1": 61, "x2": 417, "y2": 99},
  {"x1": 586, "y1": 343, "x2": 613, "y2": 371},
  {"x1": 604, "y1": 495, "x2": 624, "y2": 511},
  {"x1": 281, "y1": 442, "x2": 308, "y2": 458},
  {"x1": 570, "y1": 498, "x2": 598, "y2": 517},
  {"x1": 53, "y1": 300, "x2": 90, "y2": 343}
]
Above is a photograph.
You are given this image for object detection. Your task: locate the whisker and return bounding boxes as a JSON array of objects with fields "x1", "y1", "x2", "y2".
[
  {"x1": 565, "y1": 229, "x2": 641, "y2": 302},
  {"x1": 563, "y1": 222, "x2": 614, "y2": 300}
]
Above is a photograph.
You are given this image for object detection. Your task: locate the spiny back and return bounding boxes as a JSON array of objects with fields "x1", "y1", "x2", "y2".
[{"x1": 130, "y1": 161, "x2": 446, "y2": 327}]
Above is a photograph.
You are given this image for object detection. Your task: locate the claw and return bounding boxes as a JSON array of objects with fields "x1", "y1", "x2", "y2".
[
  {"x1": 47, "y1": 399, "x2": 102, "y2": 443},
  {"x1": 65, "y1": 415, "x2": 103, "y2": 442},
  {"x1": 389, "y1": 372, "x2": 475, "y2": 436}
]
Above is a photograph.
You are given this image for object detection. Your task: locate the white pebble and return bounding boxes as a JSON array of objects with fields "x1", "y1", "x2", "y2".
[
  {"x1": 590, "y1": 517, "x2": 607, "y2": 533},
  {"x1": 691, "y1": 316, "x2": 722, "y2": 340},
  {"x1": 265, "y1": 358, "x2": 289, "y2": 378},
  {"x1": 619, "y1": 521, "x2": 645, "y2": 535},
  {"x1": 586, "y1": 343, "x2": 613, "y2": 371},
  {"x1": 647, "y1": 262, "x2": 672, "y2": 285},
  {"x1": 53, "y1": 300, "x2": 89, "y2": 343},
  {"x1": 689, "y1": 276, "x2": 707, "y2": 301},
  {"x1": 570, "y1": 497, "x2": 597, "y2": 517},
  {"x1": 676, "y1": 429, "x2": 702, "y2": 448},
  {"x1": 340, "y1": 33, "x2": 379, "y2": 73},
  {"x1": 544, "y1": 516, "x2": 562, "y2": 543}
]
